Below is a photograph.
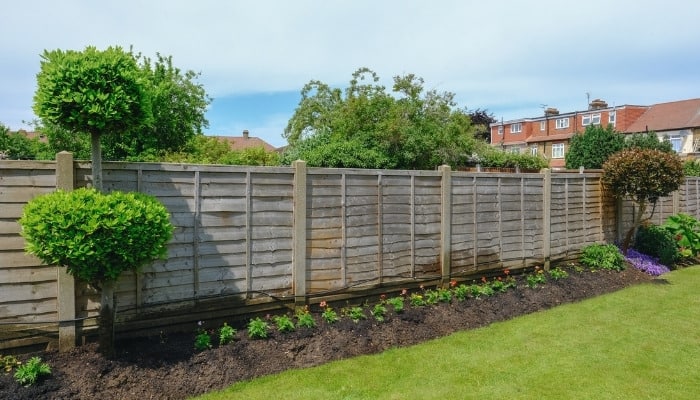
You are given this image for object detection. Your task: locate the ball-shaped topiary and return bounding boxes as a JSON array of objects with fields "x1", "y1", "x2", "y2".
[{"x1": 19, "y1": 188, "x2": 173, "y2": 285}]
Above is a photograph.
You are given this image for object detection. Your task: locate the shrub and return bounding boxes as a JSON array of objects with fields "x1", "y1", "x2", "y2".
[
  {"x1": 14, "y1": 357, "x2": 51, "y2": 386},
  {"x1": 580, "y1": 243, "x2": 626, "y2": 271},
  {"x1": 295, "y1": 308, "x2": 317, "y2": 329},
  {"x1": 634, "y1": 223, "x2": 679, "y2": 267},
  {"x1": 218, "y1": 323, "x2": 236, "y2": 346},
  {"x1": 683, "y1": 159, "x2": 700, "y2": 176},
  {"x1": 663, "y1": 213, "x2": 700, "y2": 259},
  {"x1": 273, "y1": 315, "x2": 296, "y2": 333},
  {"x1": 247, "y1": 317, "x2": 270, "y2": 339},
  {"x1": 194, "y1": 330, "x2": 212, "y2": 351},
  {"x1": 19, "y1": 188, "x2": 173, "y2": 285},
  {"x1": 565, "y1": 125, "x2": 625, "y2": 169}
]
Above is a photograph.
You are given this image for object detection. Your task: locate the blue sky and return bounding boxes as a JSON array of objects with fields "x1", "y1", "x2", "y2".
[{"x1": 2, "y1": 0, "x2": 700, "y2": 149}]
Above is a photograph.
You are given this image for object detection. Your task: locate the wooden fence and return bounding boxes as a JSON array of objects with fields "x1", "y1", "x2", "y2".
[{"x1": 1, "y1": 155, "x2": 698, "y2": 353}]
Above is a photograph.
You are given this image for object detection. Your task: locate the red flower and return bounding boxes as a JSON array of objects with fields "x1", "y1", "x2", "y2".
[
  {"x1": 380, "y1": 294, "x2": 386, "y2": 300},
  {"x1": 481, "y1": 276, "x2": 487, "y2": 283},
  {"x1": 320, "y1": 301, "x2": 327, "y2": 308},
  {"x1": 450, "y1": 280, "x2": 457, "y2": 287},
  {"x1": 504, "y1": 269, "x2": 510, "y2": 276},
  {"x1": 401, "y1": 289, "x2": 408, "y2": 296}
]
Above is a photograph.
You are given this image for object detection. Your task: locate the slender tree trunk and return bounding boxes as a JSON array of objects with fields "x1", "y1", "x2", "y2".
[
  {"x1": 622, "y1": 200, "x2": 647, "y2": 254},
  {"x1": 91, "y1": 132, "x2": 103, "y2": 192},
  {"x1": 98, "y1": 281, "x2": 115, "y2": 357}
]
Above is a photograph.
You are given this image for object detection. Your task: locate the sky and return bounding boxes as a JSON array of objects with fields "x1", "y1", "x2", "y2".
[{"x1": 2, "y1": 0, "x2": 699, "y2": 149}]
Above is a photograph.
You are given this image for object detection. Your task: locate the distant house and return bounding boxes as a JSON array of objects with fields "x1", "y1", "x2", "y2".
[
  {"x1": 490, "y1": 98, "x2": 700, "y2": 168},
  {"x1": 214, "y1": 130, "x2": 276, "y2": 152}
]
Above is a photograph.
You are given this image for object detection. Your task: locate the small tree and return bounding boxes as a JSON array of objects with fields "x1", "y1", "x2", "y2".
[
  {"x1": 602, "y1": 148, "x2": 684, "y2": 251},
  {"x1": 19, "y1": 188, "x2": 173, "y2": 355},
  {"x1": 624, "y1": 131, "x2": 673, "y2": 152},
  {"x1": 565, "y1": 125, "x2": 625, "y2": 169}
]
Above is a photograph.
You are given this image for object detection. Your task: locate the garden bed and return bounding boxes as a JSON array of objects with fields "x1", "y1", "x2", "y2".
[{"x1": 0, "y1": 265, "x2": 654, "y2": 400}]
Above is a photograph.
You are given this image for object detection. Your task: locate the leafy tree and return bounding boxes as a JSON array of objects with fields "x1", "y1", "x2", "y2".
[
  {"x1": 565, "y1": 125, "x2": 625, "y2": 169},
  {"x1": 282, "y1": 68, "x2": 480, "y2": 169},
  {"x1": 467, "y1": 108, "x2": 497, "y2": 142},
  {"x1": 602, "y1": 148, "x2": 684, "y2": 252},
  {"x1": 33, "y1": 46, "x2": 151, "y2": 190},
  {"x1": 103, "y1": 52, "x2": 211, "y2": 160},
  {"x1": 153, "y1": 135, "x2": 281, "y2": 166},
  {"x1": 624, "y1": 131, "x2": 673, "y2": 152},
  {"x1": 0, "y1": 124, "x2": 49, "y2": 159}
]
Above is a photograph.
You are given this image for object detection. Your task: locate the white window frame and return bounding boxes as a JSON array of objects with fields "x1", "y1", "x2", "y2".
[
  {"x1": 669, "y1": 136, "x2": 682, "y2": 153},
  {"x1": 510, "y1": 146, "x2": 521, "y2": 154},
  {"x1": 555, "y1": 118, "x2": 569, "y2": 129},
  {"x1": 591, "y1": 113, "x2": 601, "y2": 125},
  {"x1": 510, "y1": 123, "x2": 522, "y2": 133},
  {"x1": 498, "y1": 125, "x2": 504, "y2": 135},
  {"x1": 552, "y1": 143, "x2": 565, "y2": 158},
  {"x1": 609, "y1": 111, "x2": 616, "y2": 125},
  {"x1": 540, "y1": 121, "x2": 546, "y2": 131},
  {"x1": 582, "y1": 114, "x2": 591, "y2": 126},
  {"x1": 530, "y1": 146, "x2": 538, "y2": 156}
]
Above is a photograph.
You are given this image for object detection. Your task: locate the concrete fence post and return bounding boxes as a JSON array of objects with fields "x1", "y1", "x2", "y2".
[
  {"x1": 292, "y1": 160, "x2": 307, "y2": 306},
  {"x1": 55, "y1": 151, "x2": 76, "y2": 352},
  {"x1": 439, "y1": 165, "x2": 452, "y2": 284}
]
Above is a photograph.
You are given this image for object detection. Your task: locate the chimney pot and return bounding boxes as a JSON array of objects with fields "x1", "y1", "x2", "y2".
[{"x1": 243, "y1": 130, "x2": 249, "y2": 139}]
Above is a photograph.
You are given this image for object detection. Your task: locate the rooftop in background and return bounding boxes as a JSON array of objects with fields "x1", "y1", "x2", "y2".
[
  {"x1": 626, "y1": 98, "x2": 700, "y2": 133},
  {"x1": 214, "y1": 130, "x2": 277, "y2": 152}
]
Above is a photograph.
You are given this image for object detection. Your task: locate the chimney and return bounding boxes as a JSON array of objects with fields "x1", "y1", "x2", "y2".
[
  {"x1": 242, "y1": 129, "x2": 249, "y2": 139},
  {"x1": 544, "y1": 107, "x2": 559, "y2": 117},
  {"x1": 589, "y1": 99, "x2": 608, "y2": 110}
]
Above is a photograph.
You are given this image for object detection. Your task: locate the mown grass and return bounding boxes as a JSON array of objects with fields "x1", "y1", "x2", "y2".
[{"x1": 194, "y1": 267, "x2": 700, "y2": 400}]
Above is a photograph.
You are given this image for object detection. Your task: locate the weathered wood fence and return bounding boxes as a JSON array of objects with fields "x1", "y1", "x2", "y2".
[{"x1": 2, "y1": 154, "x2": 699, "y2": 353}]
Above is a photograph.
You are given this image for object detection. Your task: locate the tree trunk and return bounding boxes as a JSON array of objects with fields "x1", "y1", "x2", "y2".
[
  {"x1": 91, "y1": 132, "x2": 103, "y2": 192},
  {"x1": 98, "y1": 281, "x2": 115, "y2": 357},
  {"x1": 622, "y1": 200, "x2": 648, "y2": 254}
]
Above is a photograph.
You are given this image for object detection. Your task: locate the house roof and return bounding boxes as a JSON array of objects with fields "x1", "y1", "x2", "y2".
[
  {"x1": 624, "y1": 98, "x2": 700, "y2": 133},
  {"x1": 526, "y1": 133, "x2": 575, "y2": 143},
  {"x1": 215, "y1": 131, "x2": 276, "y2": 152}
]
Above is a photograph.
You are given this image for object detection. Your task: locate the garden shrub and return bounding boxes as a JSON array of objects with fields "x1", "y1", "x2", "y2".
[
  {"x1": 580, "y1": 243, "x2": 626, "y2": 271},
  {"x1": 634, "y1": 223, "x2": 680, "y2": 267},
  {"x1": 663, "y1": 213, "x2": 700, "y2": 259},
  {"x1": 19, "y1": 188, "x2": 173, "y2": 285}
]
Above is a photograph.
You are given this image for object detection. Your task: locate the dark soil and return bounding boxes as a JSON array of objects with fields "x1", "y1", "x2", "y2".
[{"x1": 1, "y1": 266, "x2": 654, "y2": 400}]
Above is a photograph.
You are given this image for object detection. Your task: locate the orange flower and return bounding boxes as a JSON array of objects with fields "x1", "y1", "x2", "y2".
[
  {"x1": 319, "y1": 301, "x2": 327, "y2": 308},
  {"x1": 401, "y1": 289, "x2": 408, "y2": 296},
  {"x1": 504, "y1": 269, "x2": 510, "y2": 276},
  {"x1": 450, "y1": 280, "x2": 457, "y2": 287},
  {"x1": 380, "y1": 294, "x2": 386, "y2": 300},
  {"x1": 481, "y1": 276, "x2": 487, "y2": 283}
]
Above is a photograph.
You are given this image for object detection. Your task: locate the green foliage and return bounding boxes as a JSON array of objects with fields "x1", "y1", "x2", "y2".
[
  {"x1": 218, "y1": 323, "x2": 236, "y2": 346},
  {"x1": 683, "y1": 159, "x2": 700, "y2": 176},
  {"x1": 580, "y1": 244, "x2": 626, "y2": 271},
  {"x1": 14, "y1": 357, "x2": 51, "y2": 386},
  {"x1": 344, "y1": 306, "x2": 367, "y2": 323},
  {"x1": 385, "y1": 296, "x2": 405, "y2": 313},
  {"x1": 526, "y1": 266, "x2": 548, "y2": 288},
  {"x1": 19, "y1": 188, "x2": 173, "y2": 285},
  {"x1": 635, "y1": 223, "x2": 680, "y2": 267},
  {"x1": 409, "y1": 293, "x2": 426, "y2": 307},
  {"x1": 295, "y1": 308, "x2": 317, "y2": 329},
  {"x1": 247, "y1": 317, "x2": 270, "y2": 339},
  {"x1": 273, "y1": 315, "x2": 296, "y2": 333},
  {"x1": 565, "y1": 125, "x2": 625, "y2": 169},
  {"x1": 624, "y1": 131, "x2": 673, "y2": 152},
  {"x1": 320, "y1": 302, "x2": 340, "y2": 324},
  {"x1": 453, "y1": 284, "x2": 470, "y2": 301},
  {"x1": 479, "y1": 148, "x2": 549, "y2": 170},
  {"x1": 282, "y1": 68, "x2": 481, "y2": 169},
  {"x1": 548, "y1": 267, "x2": 570, "y2": 281},
  {"x1": 34, "y1": 46, "x2": 150, "y2": 138},
  {"x1": 371, "y1": 303, "x2": 388, "y2": 322},
  {"x1": 602, "y1": 148, "x2": 684, "y2": 205},
  {"x1": 194, "y1": 330, "x2": 212, "y2": 351},
  {"x1": 0, "y1": 124, "x2": 50, "y2": 160},
  {"x1": 663, "y1": 213, "x2": 700, "y2": 258},
  {"x1": 1, "y1": 354, "x2": 20, "y2": 372},
  {"x1": 102, "y1": 53, "x2": 210, "y2": 160},
  {"x1": 155, "y1": 135, "x2": 280, "y2": 166}
]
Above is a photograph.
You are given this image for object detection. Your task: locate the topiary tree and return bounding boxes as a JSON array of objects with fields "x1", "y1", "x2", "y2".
[
  {"x1": 19, "y1": 188, "x2": 173, "y2": 355},
  {"x1": 33, "y1": 46, "x2": 151, "y2": 191},
  {"x1": 565, "y1": 124, "x2": 625, "y2": 169},
  {"x1": 602, "y1": 148, "x2": 684, "y2": 252}
]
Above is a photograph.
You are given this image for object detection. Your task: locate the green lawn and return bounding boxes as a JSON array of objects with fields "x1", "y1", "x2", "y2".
[{"x1": 194, "y1": 267, "x2": 700, "y2": 400}]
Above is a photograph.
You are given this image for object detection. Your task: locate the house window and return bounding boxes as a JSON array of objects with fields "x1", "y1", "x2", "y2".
[
  {"x1": 552, "y1": 143, "x2": 565, "y2": 158},
  {"x1": 498, "y1": 125, "x2": 504, "y2": 135},
  {"x1": 555, "y1": 118, "x2": 569, "y2": 129},
  {"x1": 609, "y1": 111, "x2": 616, "y2": 125},
  {"x1": 540, "y1": 121, "x2": 546, "y2": 131},
  {"x1": 510, "y1": 146, "x2": 521, "y2": 154},
  {"x1": 531, "y1": 146, "x2": 538, "y2": 156},
  {"x1": 582, "y1": 113, "x2": 601, "y2": 126},
  {"x1": 510, "y1": 123, "x2": 522, "y2": 133},
  {"x1": 669, "y1": 136, "x2": 682, "y2": 153}
]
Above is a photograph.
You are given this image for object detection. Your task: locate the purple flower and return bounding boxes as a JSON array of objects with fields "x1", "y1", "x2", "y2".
[{"x1": 624, "y1": 248, "x2": 670, "y2": 276}]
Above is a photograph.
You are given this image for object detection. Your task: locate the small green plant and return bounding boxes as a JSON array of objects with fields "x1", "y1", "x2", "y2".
[
  {"x1": 636, "y1": 223, "x2": 680, "y2": 267},
  {"x1": 410, "y1": 293, "x2": 426, "y2": 307},
  {"x1": 371, "y1": 303, "x2": 388, "y2": 322},
  {"x1": 218, "y1": 322, "x2": 236, "y2": 346},
  {"x1": 295, "y1": 307, "x2": 317, "y2": 329},
  {"x1": 386, "y1": 296, "x2": 405, "y2": 313},
  {"x1": 247, "y1": 317, "x2": 270, "y2": 339},
  {"x1": 664, "y1": 213, "x2": 700, "y2": 258},
  {"x1": 527, "y1": 267, "x2": 548, "y2": 288},
  {"x1": 437, "y1": 287, "x2": 453, "y2": 302},
  {"x1": 424, "y1": 289, "x2": 440, "y2": 305},
  {"x1": 345, "y1": 306, "x2": 367, "y2": 323},
  {"x1": 548, "y1": 267, "x2": 569, "y2": 281},
  {"x1": 194, "y1": 320, "x2": 212, "y2": 351},
  {"x1": 2, "y1": 354, "x2": 20, "y2": 372},
  {"x1": 273, "y1": 315, "x2": 296, "y2": 333},
  {"x1": 580, "y1": 243, "x2": 626, "y2": 271},
  {"x1": 478, "y1": 283, "x2": 495, "y2": 297},
  {"x1": 489, "y1": 277, "x2": 509, "y2": 293},
  {"x1": 453, "y1": 284, "x2": 470, "y2": 301},
  {"x1": 319, "y1": 301, "x2": 340, "y2": 324},
  {"x1": 14, "y1": 356, "x2": 51, "y2": 386}
]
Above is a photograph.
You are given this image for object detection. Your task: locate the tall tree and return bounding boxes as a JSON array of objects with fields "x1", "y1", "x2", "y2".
[
  {"x1": 565, "y1": 124, "x2": 625, "y2": 169},
  {"x1": 283, "y1": 68, "x2": 479, "y2": 170},
  {"x1": 34, "y1": 46, "x2": 151, "y2": 189},
  {"x1": 467, "y1": 108, "x2": 497, "y2": 142}
]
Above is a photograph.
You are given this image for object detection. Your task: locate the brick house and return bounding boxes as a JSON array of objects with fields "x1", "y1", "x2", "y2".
[
  {"x1": 214, "y1": 130, "x2": 277, "y2": 152},
  {"x1": 490, "y1": 98, "x2": 700, "y2": 168}
]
